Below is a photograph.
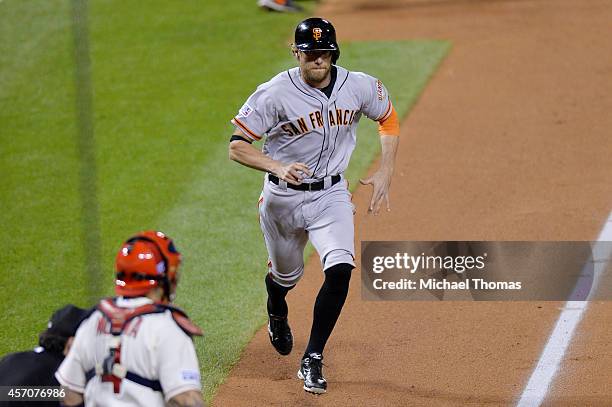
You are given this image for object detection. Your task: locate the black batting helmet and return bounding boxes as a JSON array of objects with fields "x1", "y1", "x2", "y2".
[{"x1": 294, "y1": 17, "x2": 340, "y2": 63}]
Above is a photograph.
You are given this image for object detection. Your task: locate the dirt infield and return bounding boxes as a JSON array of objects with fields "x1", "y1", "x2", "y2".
[{"x1": 213, "y1": 1, "x2": 612, "y2": 405}]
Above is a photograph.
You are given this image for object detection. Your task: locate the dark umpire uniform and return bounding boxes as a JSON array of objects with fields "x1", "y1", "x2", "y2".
[{"x1": 0, "y1": 305, "x2": 89, "y2": 407}]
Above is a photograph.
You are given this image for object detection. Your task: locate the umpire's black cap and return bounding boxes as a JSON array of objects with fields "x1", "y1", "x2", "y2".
[{"x1": 46, "y1": 304, "x2": 89, "y2": 338}]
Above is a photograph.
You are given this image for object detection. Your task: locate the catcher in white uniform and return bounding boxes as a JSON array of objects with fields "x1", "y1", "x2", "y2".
[
  {"x1": 229, "y1": 17, "x2": 400, "y2": 394},
  {"x1": 55, "y1": 231, "x2": 204, "y2": 407}
]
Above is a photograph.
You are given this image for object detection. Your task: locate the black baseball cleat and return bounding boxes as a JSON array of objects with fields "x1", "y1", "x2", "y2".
[
  {"x1": 267, "y1": 315, "x2": 293, "y2": 355},
  {"x1": 297, "y1": 352, "x2": 327, "y2": 394}
]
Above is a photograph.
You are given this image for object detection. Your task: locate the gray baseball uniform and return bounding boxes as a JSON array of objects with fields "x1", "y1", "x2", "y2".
[{"x1": 232, "y1": 65, "x2": 393, "y2": 286}]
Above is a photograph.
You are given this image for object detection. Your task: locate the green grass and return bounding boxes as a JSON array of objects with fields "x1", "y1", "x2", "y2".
[
  {"x1": 0, "y1": 0, "x2": 449, "y2": 402},
  {"x1": 0, "y1": 0, "x2": 88, "y2": 347}
]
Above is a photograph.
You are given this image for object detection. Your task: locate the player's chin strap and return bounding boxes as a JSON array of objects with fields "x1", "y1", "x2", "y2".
[{"x1": 85, "y1": 298, "x2": 203, "y2": 393}]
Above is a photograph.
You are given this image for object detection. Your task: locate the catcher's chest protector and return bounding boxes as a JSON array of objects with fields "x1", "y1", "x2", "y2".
[{"x1": 88, "y1": 298, "x2": 202, "y2": 393}]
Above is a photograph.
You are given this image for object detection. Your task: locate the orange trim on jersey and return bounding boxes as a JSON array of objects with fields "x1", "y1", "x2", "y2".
[
  {"x1": 376, "y1": 100, "x2": 393, "y2": 122},
  {"x1": 231, "y1": 118, "x2": 262, "y2": 141},
  {"x1": 378, "y1": 106, "x2": 399, "y2": 136}
]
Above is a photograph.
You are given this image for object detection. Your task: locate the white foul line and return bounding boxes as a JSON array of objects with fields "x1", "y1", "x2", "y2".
[{"x1": 516, "y1": 212, "x2": 612, "y2": 407}]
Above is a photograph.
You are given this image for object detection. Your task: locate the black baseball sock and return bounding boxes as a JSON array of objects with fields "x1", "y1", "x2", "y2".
[
  {"x1": 265, "y1": 273, "x2": 294, "y2": 318},
  {"x1": 304, "y1": 263, "x2": 353, "y2": 358}
]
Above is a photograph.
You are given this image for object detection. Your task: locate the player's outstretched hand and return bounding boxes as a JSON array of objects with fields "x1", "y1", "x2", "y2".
[
  {"x1": 360, "y1": 168, "x2": 393, "y2": 214},
  {"x1": 274, "y1": 162, "x2": 312, "y2": 186}
]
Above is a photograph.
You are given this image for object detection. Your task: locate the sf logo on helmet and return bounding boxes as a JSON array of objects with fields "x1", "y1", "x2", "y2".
[{"x1": 313, "y1": 28, "x2": 322, "y2": 41}]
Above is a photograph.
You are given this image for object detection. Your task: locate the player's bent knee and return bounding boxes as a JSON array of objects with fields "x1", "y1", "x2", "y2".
[
  {"x1": 323, "y1": 250, "x2": 355, "y2": 272},
  {"x1": 270, "y1": 266, "x2": 304, "y2": 287}
]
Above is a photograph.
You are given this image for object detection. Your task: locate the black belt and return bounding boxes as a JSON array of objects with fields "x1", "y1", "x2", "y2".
[
  {"x1": 268, "y1": 174, "x2": 341, "y2": 191},
  {"x1": 85, "y1": 368, "x2": 162, "y2": 392}
]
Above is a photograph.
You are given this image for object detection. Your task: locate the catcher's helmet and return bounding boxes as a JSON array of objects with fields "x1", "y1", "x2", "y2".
[
  {"x1": 115, "y1": 231, "x2": 182, "y2": 300},
  {"x1": 294, "y1": 17, "x2": 340, "y2": 63}
]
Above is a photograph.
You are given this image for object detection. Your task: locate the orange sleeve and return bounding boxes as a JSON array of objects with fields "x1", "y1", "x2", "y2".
[{"x1": 377, "y1": 106, "x2": 399, "y2": 136}]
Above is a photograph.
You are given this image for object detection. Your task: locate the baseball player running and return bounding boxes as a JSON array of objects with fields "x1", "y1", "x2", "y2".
[
  {"x1": 55, "y1": 231, "x2": 205, "y2": 407},
  {"x1": 229, "y1": 17, "x2": 399, "y2": 394}
]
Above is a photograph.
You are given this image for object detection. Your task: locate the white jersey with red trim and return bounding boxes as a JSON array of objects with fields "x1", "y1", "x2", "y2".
[
  {"x1": 55, "y1": 297, "x2": 201, "y2": 407},
  {"x1": 231, "y1": 65, "x2": 392, "y2": 180}
]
